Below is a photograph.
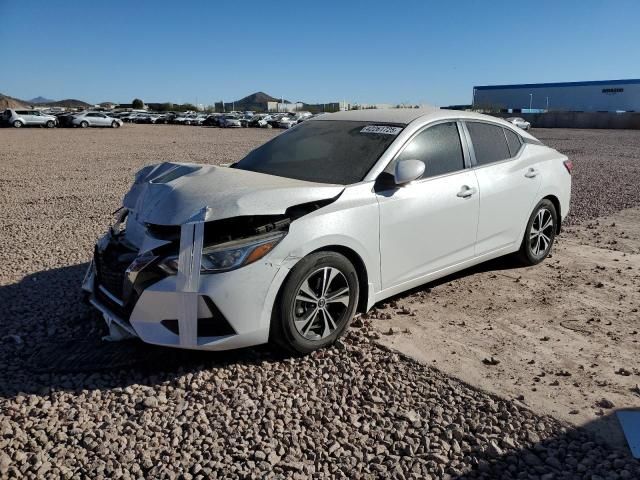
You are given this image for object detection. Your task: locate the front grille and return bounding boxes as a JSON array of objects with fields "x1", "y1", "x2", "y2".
[
  {"x1": 93, "y1": 237, "x2": 140, "y2": 322},
  {"x1": 94, "y1": 243, "x2": 137, "y2": 299}
]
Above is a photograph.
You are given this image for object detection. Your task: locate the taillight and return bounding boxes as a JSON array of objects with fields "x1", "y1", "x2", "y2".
[{"x1": 563, "y1": 159, "x2": 573, "y2": 174}]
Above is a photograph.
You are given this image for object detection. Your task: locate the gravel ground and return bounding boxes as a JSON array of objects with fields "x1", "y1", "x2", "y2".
[
  {"x1": 534, "y1": 128, "x2": 640, "y2": 225},
  {"x1": 1, "y1": 125, "x2": 639, "y2": 478}
]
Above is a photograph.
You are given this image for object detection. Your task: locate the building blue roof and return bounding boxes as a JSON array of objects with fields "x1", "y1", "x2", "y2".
[{"x1": 474, "y1": 79, "x2": 640, "y2": 90}]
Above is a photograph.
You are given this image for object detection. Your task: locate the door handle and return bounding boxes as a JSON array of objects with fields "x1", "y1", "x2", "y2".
[
  {"x1": 525, "y1": 168, "x2": 539, "y2": 178},
  {"x1": 457, "y1": 185, "x2": 477, "y2": 198}
]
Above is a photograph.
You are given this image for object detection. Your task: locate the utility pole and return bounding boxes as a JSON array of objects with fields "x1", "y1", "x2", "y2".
[
  {"x1": 529, "y1": 93, "x2": 533, "y2": 111},
  {"x1": 546, "y1": 96, "x2": 549, "y2": 111}
]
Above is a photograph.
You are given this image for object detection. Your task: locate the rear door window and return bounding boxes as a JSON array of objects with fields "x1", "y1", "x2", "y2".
[{"x1": 467, "y1": 122, "x2": 511, "y2": 165}]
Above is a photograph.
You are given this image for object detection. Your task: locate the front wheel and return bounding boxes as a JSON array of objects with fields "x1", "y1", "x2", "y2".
[
  {"x1": 271, "y1": 251, "x2": 359, "y2": 354},
  {"x1": 516, "y1": 199, "x2": 557, "y2": 266},
  {"x1": 111, "y1": 121, "x2": 120, "y2": 128},
  {"x1": 46, "y1": 120, "x2": 55, "y2": 128}
]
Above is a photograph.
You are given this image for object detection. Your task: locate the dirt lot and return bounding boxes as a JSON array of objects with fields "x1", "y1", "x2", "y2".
[
  {"x1": 371, "y1": 128, "x2": 640, "y2": 450},
  {"x1": 1, "y1": 124, "x2": 639, "y2": 478}
]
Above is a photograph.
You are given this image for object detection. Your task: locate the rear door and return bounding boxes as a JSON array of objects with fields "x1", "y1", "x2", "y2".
[
  {"x1": 97, "y1": 113, "x2": 110, "y2": 126},
  {"x1": 465, "y1": 121, "x2": 542, "y2": 255},
  {"x1": 377, "y1": 121, "x2": 479, "y2": 289},
  {"x1": 22, "y1": 110, "x2": 38, "y2": 125},
  {"x1": 33, "y1": 111, "x2": 46, "y2": 125}
]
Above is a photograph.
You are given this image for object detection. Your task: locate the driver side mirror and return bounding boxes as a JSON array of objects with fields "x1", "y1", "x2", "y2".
[{"x1": 394, "y1": 159, "x2": 425, "y2": 185}]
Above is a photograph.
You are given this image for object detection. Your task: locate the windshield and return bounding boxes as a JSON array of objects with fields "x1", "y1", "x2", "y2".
[{"x1": 233, "y1": 120, "x2": 403, "y2": 184}]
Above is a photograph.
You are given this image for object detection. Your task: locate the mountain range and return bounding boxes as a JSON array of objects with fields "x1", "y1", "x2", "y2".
[
  {"x1": 0, "y1": 93, "x2": 92, "y2": 109},
  {"x1": 1, "y1": 91, "x2": 312, "y2": 112}
]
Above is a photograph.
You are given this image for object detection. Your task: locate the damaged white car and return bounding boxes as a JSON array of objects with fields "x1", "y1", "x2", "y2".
[{"x1": 84, "y1": 109, "x2": 571, "y2": 353}]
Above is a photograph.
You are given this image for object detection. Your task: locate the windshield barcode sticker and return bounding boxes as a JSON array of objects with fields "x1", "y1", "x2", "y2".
[{"x1": 360, "y1": 125, "x2": 402, "y2": 135}]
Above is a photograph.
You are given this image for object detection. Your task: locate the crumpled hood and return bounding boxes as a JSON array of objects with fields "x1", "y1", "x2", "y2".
[{"x1": 123, "y1": 162, "x2": 344, "y2": 225}]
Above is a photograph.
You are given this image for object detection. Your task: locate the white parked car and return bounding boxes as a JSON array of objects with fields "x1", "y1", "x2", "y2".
[
  {"x1": 507, "y1": 117, "x2": 531, "y2": 131},
  {"x1": 220, "y1": 114, "x2": 242, "y2": 128},
  {"x1": 73, "y1": 112, "x2": 122, "y2": 128},
  {"x1": 84, "y1": 109, "x2": 571, "y2": 353},
  {"x1": 3, "y1": 109, "x2": 57, "y2": 128},
  {"x1": 276, "y1": 116, "x2": 298, "y2": 129}
]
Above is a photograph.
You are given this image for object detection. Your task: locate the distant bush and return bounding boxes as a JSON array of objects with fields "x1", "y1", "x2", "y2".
[{"x1": 132, "y1": 98, "x2": 144, "y2": 109}]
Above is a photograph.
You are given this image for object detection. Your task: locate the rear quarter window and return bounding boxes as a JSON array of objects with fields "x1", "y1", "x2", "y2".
[{"x1": 504, "y1": 128, "x2": 523, "y2": 157}]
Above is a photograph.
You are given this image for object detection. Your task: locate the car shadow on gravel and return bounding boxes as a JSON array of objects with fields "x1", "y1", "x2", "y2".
[
  {"x1": 0, "y1": 262, "x2": 294, "y2": 399},
  {"x1": 452, "y1": 410, "x2": 639, "y2": 479}
]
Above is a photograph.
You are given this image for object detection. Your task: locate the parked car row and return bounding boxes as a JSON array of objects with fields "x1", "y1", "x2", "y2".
[
  {"x1": 2, "y1": 109, "x2": 123, "y2": 128},
  {"x1": 2, "y1": 109, "x2": 58, "y2": 128},
  {"x1": 2, "y1": 107, "x2": 319, "y2": 130},
  {"x1": 116, "y1": 110, "x2": 316, "y2": 129}
]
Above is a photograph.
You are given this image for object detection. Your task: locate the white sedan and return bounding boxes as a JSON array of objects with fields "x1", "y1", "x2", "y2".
[
  {"x1": 84, "y1": 109, "x2": 571, "y2": 353},
  {"x1": 507, "y1": 117, "x2": 531, "y2": 130},
  {"x1": 73, "y1": 112, "x2": 122, "y2": 128}
]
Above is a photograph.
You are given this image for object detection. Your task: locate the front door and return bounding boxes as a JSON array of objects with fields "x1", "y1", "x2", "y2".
[{"x1": 376, "y1": 121, "x2": 479, "y2": 290}]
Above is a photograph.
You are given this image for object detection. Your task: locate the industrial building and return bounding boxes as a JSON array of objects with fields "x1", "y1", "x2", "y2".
[{"x1": 473, "y1": 79, "x2": 640, "y2": 113}]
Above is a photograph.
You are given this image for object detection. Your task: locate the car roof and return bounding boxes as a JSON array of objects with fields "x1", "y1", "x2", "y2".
[
  {"x1": 308, "y1": 108, "x2": 517, "y2": 127},
  {"x1": 307, "y1": 108, "x2": 541, "y2": 143}
]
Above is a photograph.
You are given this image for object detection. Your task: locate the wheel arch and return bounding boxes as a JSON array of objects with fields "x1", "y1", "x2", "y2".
[
  {"x1": 542, "y1": 194, "x2": 562, "y2": 233},
  {"x1": 305, "y1": 245, "x2": 370, "y2": 314}
]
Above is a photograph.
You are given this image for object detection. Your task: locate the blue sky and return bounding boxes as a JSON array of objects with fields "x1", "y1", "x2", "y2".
[{"x1": 2, "y1": 0, "x2": 639, "y2": 106}]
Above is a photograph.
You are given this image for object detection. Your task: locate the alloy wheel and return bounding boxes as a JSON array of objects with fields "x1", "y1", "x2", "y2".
[
  {"x1": 529, "y1": 208, "x2": 554, "y2": 257},
  {"x1": 293, "y1": 267, "x2": 351, "y2": 340}
]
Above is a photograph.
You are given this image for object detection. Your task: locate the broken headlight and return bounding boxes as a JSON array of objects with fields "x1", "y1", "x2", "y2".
[{"x1": 158, "y1": 231, "x2": 286, "y2": 275}]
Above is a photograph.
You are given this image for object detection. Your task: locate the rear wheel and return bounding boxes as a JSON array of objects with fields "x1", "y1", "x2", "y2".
[
  {"x1": 271, "y1": 251, "x2": 359, "y2": 354},
  {"x1": 517, "y1": 199, "x2": 557, "y2": 266},
  {"x1": 80, "y1": 121, "x2": 89, "y2": 128},
  {"x1": 13, "y1": 120, "x2": 23, "y2": 128}
]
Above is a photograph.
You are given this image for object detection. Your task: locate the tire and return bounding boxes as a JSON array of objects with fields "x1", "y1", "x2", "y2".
[
  {"x1": 46, "y1": 120, "x2": 55, "y2": 128},
  {"x1": 80, "y1": 121, "x2": 89, "y2": 128},
  {"x1": 111, "y1": 121, "x2": 120, "y2": 128},
  {"x1": 271, "y1": 251, "x2": 359, "y2": 354},
  {"x1": 13, "y1": 120, "x2": 23, "y2": 128},
  {"x1": 516, "y1": 199, "x2": 557, "y2": 266}
]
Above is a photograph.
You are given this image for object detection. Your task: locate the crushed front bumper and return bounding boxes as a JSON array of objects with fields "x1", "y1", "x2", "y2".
[{"x1": 83, "y1": 229, "x2": 291, "y2": 351}]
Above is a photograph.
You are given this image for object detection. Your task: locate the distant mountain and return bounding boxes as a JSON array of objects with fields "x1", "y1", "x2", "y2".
[
  {"x1": 45, "y1": 99, "x2": 92, "y2": 108},
  {"x1": 0, "y1": 93, "x2": 29, "y2": 110},
  {"x1": 220, "y1": 92, "x2": 290, "y2": 112},
  {"x1": 29, "y1": 96, "x2": 55, "y2": 104}
]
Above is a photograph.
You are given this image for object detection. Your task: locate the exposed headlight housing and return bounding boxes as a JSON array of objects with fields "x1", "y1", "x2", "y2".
[{"x1": 158, "y1": 231, "x2": 286, "y2": 275}]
